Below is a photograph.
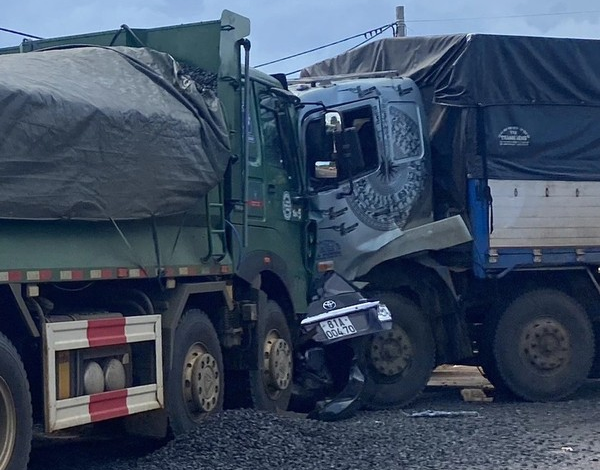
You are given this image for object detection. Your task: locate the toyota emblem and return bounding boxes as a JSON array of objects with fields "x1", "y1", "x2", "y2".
[{"x1": 322, "y1": 300, "x2": 337, "y2": 310}]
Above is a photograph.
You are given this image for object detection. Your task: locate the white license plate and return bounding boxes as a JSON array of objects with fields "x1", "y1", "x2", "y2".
[{"x1": 319, "y1": 315, "x2": 357, "y2": 340}]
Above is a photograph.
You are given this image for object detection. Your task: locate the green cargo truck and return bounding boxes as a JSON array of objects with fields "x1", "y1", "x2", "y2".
[{"x1": 0, "y1": 10, "x2": 328, "y2": 470}]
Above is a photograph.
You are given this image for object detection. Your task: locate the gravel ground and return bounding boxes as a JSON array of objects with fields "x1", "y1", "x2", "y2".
[{"x1": 29, "y1": 381, "x2": 600, "y2": 470}]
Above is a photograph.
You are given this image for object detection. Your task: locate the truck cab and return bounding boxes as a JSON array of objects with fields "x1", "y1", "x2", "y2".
[
  {"x1": 291, "y1": 75, "x2": 474, "y2": 409},
  {"x1": 292, "y1": 75, "x2": 469, "y2": 280}
]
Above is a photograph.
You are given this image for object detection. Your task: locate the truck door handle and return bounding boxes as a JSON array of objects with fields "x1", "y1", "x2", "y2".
[{"x1": 267, "y1": 184, "x2": 276, "y2": 194}]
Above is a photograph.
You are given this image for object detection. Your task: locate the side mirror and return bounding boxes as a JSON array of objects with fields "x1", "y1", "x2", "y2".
[
  {"x1": 315, "y1": 160, "x2": 338, "y2": 179},
  {"x1": 325, "y1": 111, "x2": 342, "y2": 134}
]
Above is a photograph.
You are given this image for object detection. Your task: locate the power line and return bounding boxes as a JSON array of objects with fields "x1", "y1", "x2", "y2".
[
  {"x1": 255, "y1": 22, "x2": 394, "y2": 68},
  {"x1": 279, "y1": 7, "x2": 600, "y2": 75},
  {"x1": 408, "y1": 9, "x2": 600, "y2": 23},
  {"x1": 404, "y1": 24, "x2": 417, "y2": 35},
  {"x1": 348, "y1": 24, "x2": 393, "y2": 51},
  {"x1": 0, "y1": 26, "x2": 43, "y2": 40},
  {"x1": 284, "y1": 23, "x2": 393, "y2": 76}
]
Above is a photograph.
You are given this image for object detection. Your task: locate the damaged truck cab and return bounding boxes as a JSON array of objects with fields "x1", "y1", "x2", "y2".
[
  {"x1": 293, "y1": 75, "x2": 473, "y2": 408},
  {"x1": 296, "y1": 76, "x2": 471, "y2": 277}
]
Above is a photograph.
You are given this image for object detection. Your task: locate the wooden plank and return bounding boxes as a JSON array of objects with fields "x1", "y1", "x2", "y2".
[{"x1": 428, "y1": 365, "x2": 492, "y2": 389}]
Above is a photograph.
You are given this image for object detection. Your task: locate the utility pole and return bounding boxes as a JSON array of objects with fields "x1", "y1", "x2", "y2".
[{"x1": 395, "y1": 6, "x2": 406, "y2": 37}]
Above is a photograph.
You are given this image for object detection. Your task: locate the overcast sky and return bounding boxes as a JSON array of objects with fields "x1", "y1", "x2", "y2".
[{"x1": 2, "y1": 0, "x2": 600, "y2": 75}]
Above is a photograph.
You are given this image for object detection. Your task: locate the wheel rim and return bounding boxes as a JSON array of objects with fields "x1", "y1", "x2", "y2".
[
  {"x1": 370, "y1": 324, "x2": 413, "y2": 377},
  {"x1": 520, "y1": 318, "x2": 571, "y2": 372},
  {"x1": 183, "y1": 343, "x2": 220, "y2": 419},
  {"x1": 0, "y1": 376, "x2": 16, "y2": 470},
  {"x1": 262, "y1": 329, "x2": 292, "y2": 399}
]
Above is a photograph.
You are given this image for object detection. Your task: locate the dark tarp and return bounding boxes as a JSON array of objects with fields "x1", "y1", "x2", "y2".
[
  {"x1": 0, "y1": 45, "x2": 231, "y2": 220},
  {"x1": 302, "y1": 34, "x2": 600, "y2": 107},
  {"x1": 301, "y1": 34, "x2": 600, "y2": 218}
]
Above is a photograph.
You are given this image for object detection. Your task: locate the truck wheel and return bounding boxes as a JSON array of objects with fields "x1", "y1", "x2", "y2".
[
  {"x1": 361, "y1": 292, "x2": 435, "y2": 409},
  {"x1": 166, "y1": 311, "x2": 224, "y2": 435},
  {"x1": 588, "y1": 323, "x2": 600, "y2": 378},
  {"x1": 0, "y1": 333, "x2": 32, "y2": 470},
  {"x1": 246, "y1": 300, "x2": 293, "y2": 411},
  {"x1": 479, "y1": 307, "x2": 514, "y2": 397},
  {"x1": 493, "y1": 289, "x2": 594, "y2": 401}
]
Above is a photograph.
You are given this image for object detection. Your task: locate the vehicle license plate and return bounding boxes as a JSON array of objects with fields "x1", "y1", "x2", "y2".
[{"x1": 319, "y1": 315, "x2": 357, "y2": 340}]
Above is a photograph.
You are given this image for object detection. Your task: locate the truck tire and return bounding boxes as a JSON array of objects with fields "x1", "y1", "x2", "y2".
[
  {"x1": 588, "y1": 323, "x2": 600, "y2": 378},
  {"x1": 361, "y1": 292, "x2": 435, "y2": 409},
  {"x1": 166, "y1": 311, "x2": 224, "y2": 435},
  {"x1": 227, "y1": 299, "x2": 293, "y2": 411},
  {"x1": 493, "y1": 289, "x2": 594, "y2": 401},
  {"x1": 248, "y1": 299, "x2": 293, "y2": 411},
  {"x1": 479, "y1": 307, "x2": 514, "y2": 397},
  {"x1": 0, "y1": 332, "x2": 32, "y2": 470}
]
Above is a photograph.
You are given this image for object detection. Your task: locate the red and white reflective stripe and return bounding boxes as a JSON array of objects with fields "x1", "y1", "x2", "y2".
[
  {"x1": 90, "y1": 269, "x2": 115, "y2": 279},
  {"x1": 52, "y1": 385, "x2": 162, "y2": 430},
  {"x1": 87, "y1": 317, "x2": 127, "y2": 347},
  {"x1": 59, "y1": 270, "x2": 85, "y2": 281},
  {"x1": 44, "y1": 315, "x2": 164, "y2": 432},
  {"x1": 26, "y1": 270, "x2": 53, "y2": 281},
  {"x1": 0, "y1": 264, "x2": 221, "y2": 284},
  {"x1": 0, "y1": 271, "x2": 21, "y2": 282}
]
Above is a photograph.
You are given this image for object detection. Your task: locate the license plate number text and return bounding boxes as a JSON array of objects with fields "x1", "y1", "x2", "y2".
[{"x1": 319, "y1": 315, "x2": 357, "y2": 340}]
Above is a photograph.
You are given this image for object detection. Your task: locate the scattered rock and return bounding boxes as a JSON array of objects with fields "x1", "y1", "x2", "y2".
[{"x1": 29, "y1": 382, "x2": 600, "y2": 470}]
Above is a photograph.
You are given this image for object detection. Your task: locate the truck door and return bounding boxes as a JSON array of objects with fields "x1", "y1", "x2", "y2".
[
  {"x1": 303, "y1": 100, "x2": 383, "y2": 278},
  {"x1": 243, "y1": 79, "x2": 309, "y2": 306},
  {"x1": 302, "y1": 93, "x2": 429, "y2": 279}
]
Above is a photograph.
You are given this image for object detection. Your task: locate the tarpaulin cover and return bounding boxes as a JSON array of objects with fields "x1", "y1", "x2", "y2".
[
  {"x1": 302, "y1": 34, "x2": 600, "y2": 217},
  {"x1": 0, "y1": 46, "x2": 231, "y2": 220}
]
